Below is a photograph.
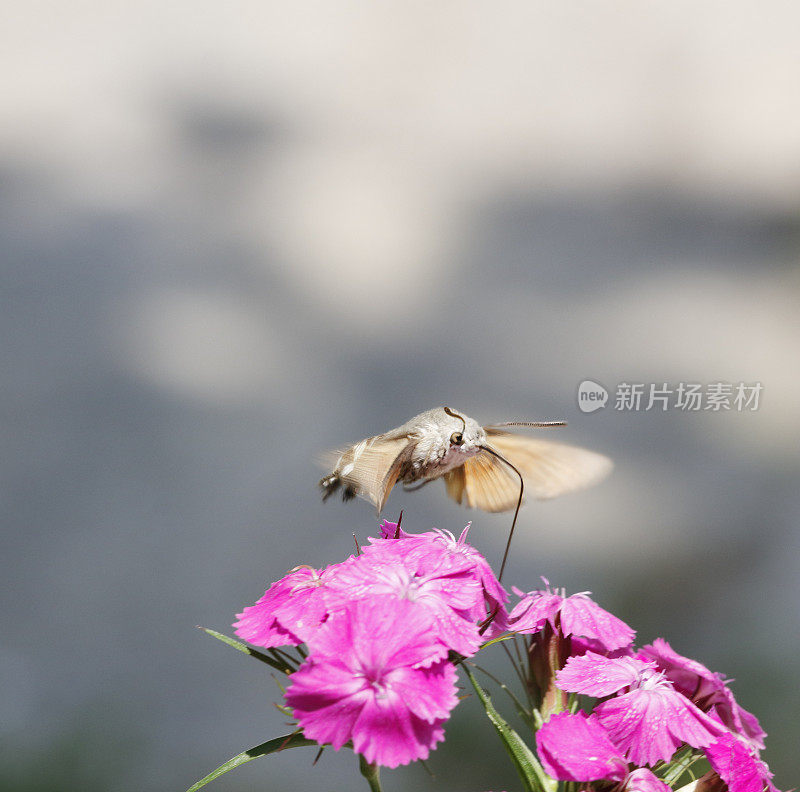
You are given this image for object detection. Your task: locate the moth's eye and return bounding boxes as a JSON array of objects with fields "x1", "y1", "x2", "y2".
[{"x1": 450, "y1": 432, "x2": 464, "y2": 446}]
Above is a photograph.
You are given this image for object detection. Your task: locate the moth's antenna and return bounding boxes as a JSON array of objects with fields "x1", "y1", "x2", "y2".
[
  {"x1": 488, "y1": 420, "x2": 567, "y2": 429},
  {"x1": 443, "y1": 406, "x2": 467, "y2": 433},
  {"x1": 481, "y1": 444, "x2": 524, "y2": 583}
]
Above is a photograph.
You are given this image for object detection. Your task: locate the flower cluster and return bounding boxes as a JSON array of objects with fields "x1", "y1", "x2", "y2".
[
  {"x1": 231, "y1": 522, "x2": 781, "y2": 792},
  {"x1": 234, "y1": 521, "x2": 505, "y2": 768},
  {"x1": 510, "y1": 583, "x2": 779, "y2": 792}
]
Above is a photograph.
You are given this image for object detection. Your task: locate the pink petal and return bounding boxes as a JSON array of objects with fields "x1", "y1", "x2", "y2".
[
  {"x1": 535, "y1": 712, "x2": 628, "y2": 782},
  {"x1": 706, "y1": 733, "x2": 779, "y2": 792},
  {"x1": 625, "y1": 768, "x2": 672, "y2": 792},
  {"x1": 286, "y1": 597, "x2": 460, "y2": 767},
  {"x1": 557, "y1": 652, "x2": 652, "y2": 697},
  {"x1": 479, "y1": 604, "x2": 511, "y2": 641},
  {"x1": 640, "y1": 638, "x2": 719, "y2": 698},
  {"x1": 641, "y1": 639, "x2": 766, "y2": 750},
  {"x1": 350, "y1": 691, "x2": 446, "y2": 768},
  {"x1": 507, "y1": 590, "x2": 562, "y2": 634},
  {"x1": 384, "y1": 662, "x2": 459, "y2": 722},
  {"x1": 596, "y1": 691, "x2": 683, "y2": 766},
  {"x1": 367, "y1": 524, "x2": 508, "y2": 614},
  {"x1": 366, "y1": 532, "x2": 468, "y2": 574},
  {"x1": 559, "y1": 593, "x2": 635, "y2": 651},
  {"x1": 733, "y1": 704, "x2": 768, "y2": 751},
  {"x1": 595, "y1": 680, "x2": 726, "y2": 766},
  {"x1": 424, "y1": 604, "x2": 482, "y2": 657},
  {"x1": 378, "y1": 519, "x2": 408, "y2": 539},
  {"x1": 307, "y1": 597, "x2": 447, "y2": 671},
  {"x1": 271, "y1": 585, "x2": 334, "y2": 644},
  {"x1": 286, "y1": 661, "x2": 372, "y2": 750},
  {"x1": 421, "y1": 569, "x2": 485, "y2": 612},
  {"x1": 570, "y1": 635, "x2": 636, "y2": 659},
  {"x1": 233, "y1": 566, "x2": 320, "y2": 647}
]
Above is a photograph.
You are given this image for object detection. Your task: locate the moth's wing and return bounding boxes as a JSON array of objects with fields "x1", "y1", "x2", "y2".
[
  {"x1": 443, "y1": 453, "x2": 522, "y2": 513},
  {"x1": 320, "y1": 435, "x2": 412, "y2": 513},
  {"x1": 483, "y1": 428, "x2": 613, "y2": 500},
  {"x1": 443, "y1": 465, "x2": 466, "y2": 504}
]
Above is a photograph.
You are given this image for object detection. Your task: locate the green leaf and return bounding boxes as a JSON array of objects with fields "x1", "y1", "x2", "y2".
[
  {"x1": 479, "y1": 632, "x2": 516, "y2": 649},
  {"x1": 185, "y1": 732, "x2": 315, "y2": 792},
  {"x1": 198, "y1": 627, "x2": 294, "y2": 673},
  {"x1": 463, "y1": 665, "x2": 556, "y2": 792},
  {"x1": 661, "y1": 748, "x2": 705, "y2": 787},
  {"x1": 469, "y1": 662, "x2": 535, "y2": 732}
]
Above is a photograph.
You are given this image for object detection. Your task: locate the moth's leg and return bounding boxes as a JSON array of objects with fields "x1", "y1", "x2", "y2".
[
  {"x1": 319, "y1": 473, "x2": 341, "y2": 501},
  {"x1": 402, "y1": 479, "x2": 433, "y2": 493},
  {"x1": 342, "y1": 484, "x2": 358, "y2": 501}
]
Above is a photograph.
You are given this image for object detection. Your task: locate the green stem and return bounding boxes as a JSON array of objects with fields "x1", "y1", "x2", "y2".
[
  {"x1": 463, "y1": 665, "x2": 556, "y2": 792},
  {"x1": 359, "y1": 755, "x2": 383, "y2": 792},
  {"x1": 500, "y1": 639, "x2": 529, "y2": 696}
]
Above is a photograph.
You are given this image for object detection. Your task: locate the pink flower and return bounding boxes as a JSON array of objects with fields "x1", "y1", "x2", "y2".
[
  {"x1": 370, "y1": 522, "x2": 508, "y2": 621},
  {"x1": 624, "y1": 768, "x2": 672, "y2": 792},
  {"x1": 508, "y1": 583, "x2": 634, "y2": 651},
  {"x1": 234, "y1": 521, "x2": 504, "y2": 656},
  {"x1": 325, "y1": 554, "x2": 483, "y2": 656},
  {"x1": 639, "y1": 638, "x2": 766, "y2": 749},
  {"x1": 536, "y1": 712, "x2": 671, "y2": 792},
  {"x1": 557, "y1": 652, "x2": 726, "y2": 765},
  {"x1": 233, "y1": 565, "x2": 342, "y2": 648},
  {"x1": 536, "y1": 711, "x2": 628, "y2": 782},
  {"x1": 506, "y1": 586, "x2": 561, "y2": 633},
  {"x1": 285, "y1": 596, "x2": 459, "y2": 768},
  {"x1": 706, "y1": 732, "x2": 780, "y2": 792}
]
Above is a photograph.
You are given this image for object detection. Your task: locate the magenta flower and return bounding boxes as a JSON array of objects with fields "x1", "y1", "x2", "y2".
[
  {"x1": 234, "y1": 522, "x2": 505, "y2": 657},
  {"x1": 535, "y1": 711, "x2": 628, "y2": 782},
  {"x1": 506, "y1": 586, "x2": 561, "y2": 633},
  {"x1": 370, "y1": 521, "x2": 508, "y2": 621},
  {"x1": 640, "y1": 638, "x2": 766, "y2": 749},
  {"x1": 624, "y1": 768, "x2": 672, "y2": 792},
  {"x1": 706, "y1": 732, "x2": 779, "y2": 792},
  {"x1": 536, "y1": 712, "x2": 671, "y2": 792},
  {"x1": 508, "y1": 583, "x2": 635, "y2": 651},
  {"x1": 325, "y1": 554, "x2": 483, "y2": 656},
  {"x1": 557, "y1": 652, "x2": 726, "y2": 765},
  {"x1": 285, "y1": 596, "x2": 458, "y2": 768},
  {"x1": 234, "y1": 565, "x2": 332, "y2": 647}
]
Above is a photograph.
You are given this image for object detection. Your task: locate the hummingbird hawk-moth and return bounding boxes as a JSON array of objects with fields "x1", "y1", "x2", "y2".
[{"x1": 319, "y1": 406, "x2": 612, "y2": 514}]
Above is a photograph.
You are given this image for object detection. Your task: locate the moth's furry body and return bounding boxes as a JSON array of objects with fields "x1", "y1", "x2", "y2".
[
  {"x1": 319, "y1": 406, "x2": 612, "y2": 514},
  {"x1": 396, "y1": 409, "x2": 486, "y2": 480}
]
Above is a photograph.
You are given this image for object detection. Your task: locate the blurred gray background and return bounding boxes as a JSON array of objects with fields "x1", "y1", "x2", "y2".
[{"x1": 1, "y1": 3, "x2": 799, "y2": 791}]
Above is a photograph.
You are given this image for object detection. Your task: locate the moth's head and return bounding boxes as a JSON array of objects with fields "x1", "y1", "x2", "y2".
[{"x1": 441, "y1": 407, "x2": 485, "y2": 455}]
